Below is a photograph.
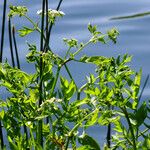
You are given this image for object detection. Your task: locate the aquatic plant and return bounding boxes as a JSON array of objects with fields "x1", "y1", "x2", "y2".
[{"x1": 0, "y1": 0, "x2": 150, "y2": 149}]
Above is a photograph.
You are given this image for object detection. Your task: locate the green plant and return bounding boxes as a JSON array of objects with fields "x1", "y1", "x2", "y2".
[{"x1": 0, "y1": 1, "x2": 150, "y2": 150}]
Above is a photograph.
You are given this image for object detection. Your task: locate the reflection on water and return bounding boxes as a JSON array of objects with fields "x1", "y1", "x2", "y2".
[{"x1": 1, "y1": 0, "x2": 150, "y2": 146}]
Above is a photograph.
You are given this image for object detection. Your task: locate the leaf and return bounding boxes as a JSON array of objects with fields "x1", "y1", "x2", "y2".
[
  {"x1": 0, "y1": 109, "x2": 5, "y2": 120},
  {"x1": 77, "y1": 145, "x2": 94, "y2": 150},
  {"x1": 107, "y1": 28, "x2": 119, "y2": 44},
  {"x1": 88, "y1": 23, "x2": 98, "y2": 35},
  {"x1": 85, "y1": 109, "x2": 99, "y2": 127},
  {"x1": 114, "y1": 121, "x2": 123, "y2": 133},
  {"x1": 8, "y1": 5, "x2": 28, "y2": 18},
  {"x1": 134, "y1": 102, "x2": 147, "y2": 127},
  {"x1": 8, "y1": 136, "x2": 18, "y2": 150},
  {"x1": 71, "y1": 98, "x2": 89, "y2": 108},
  {"x1": 78, "y1": 134, "x2": 101, "y2": 150},
  {"x1": 18, "y1": 26, "x2": 35, "y2": 37}
]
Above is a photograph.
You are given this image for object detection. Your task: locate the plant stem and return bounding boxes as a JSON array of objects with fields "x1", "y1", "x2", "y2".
[
  {"x1": 44, "y1": 0, "x2": 49, "y2": 52},
  {"x1": 0, "y1": 0, "x2": 7, "y2": 62},
  {"x1": 37, "y1": 0, "x2": 46, "y2": 147},
  {"x1": 121, "y1": 107, "x2": 137, "y2": 150},
  {"x1": 68, "y1": 109, "x2": 98, "y2": 137},
  {"x1": 47, "y1": 0, "x2": 64, "y2": 45},
  {"x1": 12, "y1": 26, "x2": 21, "y2": 69},
  {"x1": 139, "y1": 74, "x2": 149, "y2": 101},
  {"x1": 24, "y1": 15, "x2": 41, "y2": 34},
  {"x1": 0, "y1": 1, "x2": 6, "y2": 146},
  {"x1": 65, "y1": 137, "x2": 70, "y2": 150},
  {"x1": 107, "y1": 120, "x2": 111, "y2": 148},
  {"x1": 73, "y1": 41, "x2": 91, "y2": 56},
  {"x1": 50, "y1": 66, "x2": 61, "y2": 97},
  {"x1": 8, "y1": 18, "x2": 15, "y2": 67}
]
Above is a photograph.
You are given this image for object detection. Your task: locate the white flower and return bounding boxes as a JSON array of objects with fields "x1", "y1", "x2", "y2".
[
  {"x1": 37, "y1": 9, "x2": 42, "y2": 15},
  {"x1": 37, "y1": 9, "x2": 65, "y2": 17}
]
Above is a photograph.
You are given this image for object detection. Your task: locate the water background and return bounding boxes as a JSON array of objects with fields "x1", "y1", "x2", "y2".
[{"x1": 1, "y1": 0, "x2": 150, "y2": 147}]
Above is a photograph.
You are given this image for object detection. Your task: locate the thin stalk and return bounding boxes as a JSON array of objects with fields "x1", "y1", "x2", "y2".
[
  {"x1": 50, "y1": 66, "x2": 61, "y2": 97},
  {"x1": 44, "y1": 0, "x2": 49, "y2": 52},
  {"x1": 47, "y1": 0, "x2": 64, "y2": 45},
  {"x1": 138, "y1": 128, "x2": 149, "y2": 137},
  {"x1": 24, "y1": 15, "x2": 41, "y2": 34},
  {"x1": 64, "y1": 47, "x2": 71, "y2": 59},
  {"x1": 12, "y1": 26, "x2": 20, "y2": 69},
  {"x1": 68, "y1": 109, "x2": 98, "y2": 137},
  {"x1": 139, "y1": 74, "x2": 149, "y2": 101},
  {"x1": 121, "y1": 107, "x2": 136, "y2": 150},
  {"x1": 64, "y1": 64, "x2": 78, "y2": 89},
  {"x1": 0, "y1": 122, "x2": 4, "y2": 149},
  {"x1": 37, "y1": 0, "x2": 46, "y2": 147},
  {"x1": 0, "y1": 0, "x2": 7, "y2": 62},
  {"x1": 135, "y1": 75, "x2": 149, "y2": 139},
  {"x1": 106, "y1": 106, "x2": 111, "y2": 148},
  {"x1": 73, "y1": 41, "x2": 91, "y2": 56},
  {"x1": 65, "y1": 137, "x2": 70, "y2": 150},
  {"x1": 8, "y1": 18, "x2": 15, "y2": 67}
]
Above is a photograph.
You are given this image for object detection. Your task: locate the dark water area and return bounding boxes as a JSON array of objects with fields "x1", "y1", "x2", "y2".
[{"x1": 1, "y1": 0, "x2": 150, "y2": 147}]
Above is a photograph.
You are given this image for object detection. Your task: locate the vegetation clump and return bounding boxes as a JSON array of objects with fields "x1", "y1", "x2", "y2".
[{"x1": 0, "y1": 0, "x2": 150, "y2": 150}]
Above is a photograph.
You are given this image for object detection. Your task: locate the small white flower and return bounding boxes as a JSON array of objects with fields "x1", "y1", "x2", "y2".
[
  {"x1": 37, "y1": 9, "x2": 65, "y2": 17},
  {"x1": 37, "y1": 9, "x2": 42, "y2": 15}
]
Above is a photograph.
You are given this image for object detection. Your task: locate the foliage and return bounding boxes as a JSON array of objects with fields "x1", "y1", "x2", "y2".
[{"x1": 0, "y1": 1, "x2": 150, "y2": 150}]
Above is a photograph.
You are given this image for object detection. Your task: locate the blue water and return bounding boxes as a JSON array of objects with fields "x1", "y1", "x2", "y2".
[{"x1": 1, "y1": 0, "x2": 150, "y2": 147}]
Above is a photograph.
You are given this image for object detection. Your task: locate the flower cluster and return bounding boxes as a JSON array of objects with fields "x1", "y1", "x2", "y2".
[{"x1": 37, "y1": 9, "x2": 65, "y2": 23}]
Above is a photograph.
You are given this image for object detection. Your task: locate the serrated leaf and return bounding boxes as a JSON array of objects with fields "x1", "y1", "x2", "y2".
[
  {"x1": 18, "y1": 26, "x2": 35, "y2": 37},
  {"x1": 78, "y1": 134, "x2": 100, "y2": 150},
  {"x1": 85, "y1": 109, "x2": 99, "y2": 126},
  {"x1": 72, "y1": 98, "x2": 89, "y2": 108}
]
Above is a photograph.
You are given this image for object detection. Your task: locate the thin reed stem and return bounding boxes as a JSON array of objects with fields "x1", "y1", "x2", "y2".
[
  {"x1": 121, "y1": 106, "x2": 137, "y2": 150},
  {"x1": 8, "y1": 18, "x2": 15, "y2": 67},
  {"x1": 37, "y1": 0, "x2": 46, "y2": 147},
  {"x1": 0, "y1": 0, "x2": 7, "y2": 62},
  {"x1": 12, "y1": 26, "x2": 20, "y2": 69},
  {"x1": 44, "y1": 0, "x2": 49, "y2": 52},
  {"x1": 139, "y1": 74, "x2": 149, "y2": 101},
  {"x1": 47, "y1": 0, "x2": 64, "y2": 46}
]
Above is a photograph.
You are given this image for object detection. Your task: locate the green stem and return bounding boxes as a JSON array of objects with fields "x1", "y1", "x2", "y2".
[
  {"x1": 138, "y1": 128, "x2": 149, "y2": 137},
  {"x1": 47, "y1": 0, "x2": 64, "y2": 44},
  {"x1": 12, "y1": 26, "x2": 21, "y2": 69},
  {"x1": 8, "y1": 18, "x2": 15, "y2": 67},
  {"x1": 121, "y1": 107, "x2": 136, "y2": 150},
  {"x1": 37, "y1": 0, "x2": 46, "y2": 147},
  {"x1": 65, "y1": 137, "x2": 70, "y2": 150},
  {"x1": 24, "y1": 15, "x2": 41, "y2": 33},
  {"x1": 64, "y1": 47, "x2": 71, "y2": 59},
  {"x1": 68, "y1": 109, "x2": 98, "y2": 137},
  {"x1": 73, "y1": 41, "x2": 91, "y2": 56},
  {"x1": 50, "y1": 66, "x2": 61, "y2": 97},
  {"x1": 0, "y1": 0, "x2": 7, "y2": 62}
]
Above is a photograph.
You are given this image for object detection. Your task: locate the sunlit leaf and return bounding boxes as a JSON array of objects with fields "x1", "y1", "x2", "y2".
[{"x1": 18, "y1": 26, "x2": 35, "y2": 37}]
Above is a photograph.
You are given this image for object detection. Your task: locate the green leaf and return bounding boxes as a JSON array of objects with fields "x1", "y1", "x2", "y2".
[
  {"x1": 78, "y1": 134, "x2": 100, "y2": 150},
  {"x1": 77, "y1": 145, "x2": 94, "y2": 150},
  {"x1": 88, "y1": 23, "x2": 98, "y2": 35},
  {"x1": 18, "y1": 26, "x2": 35, "y2": 37},
  {"x1": 8, "y1": 5, "x2": 28, "y2": 18},
  {"x1": 8, "y1": 136, "x2": 18, "y2": 150},
  {"x1": 0, "y1": 109, "x2": 5, "y2": 120},
  {"x1": 107, "y1": 28, "x2": 119, "y2": 44},
  {"x1": 114, "y1": 121, "x2": 123, "y2": 133},
  {"x1": 71, "y1": 98, "x2": 89, "y2": 108},
  {"x1": 85, "y1": 109, "x2": 99, "y2": 127},
  {"x1": 134, "y1": 102, "x2": 147, "y2": 127}
]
